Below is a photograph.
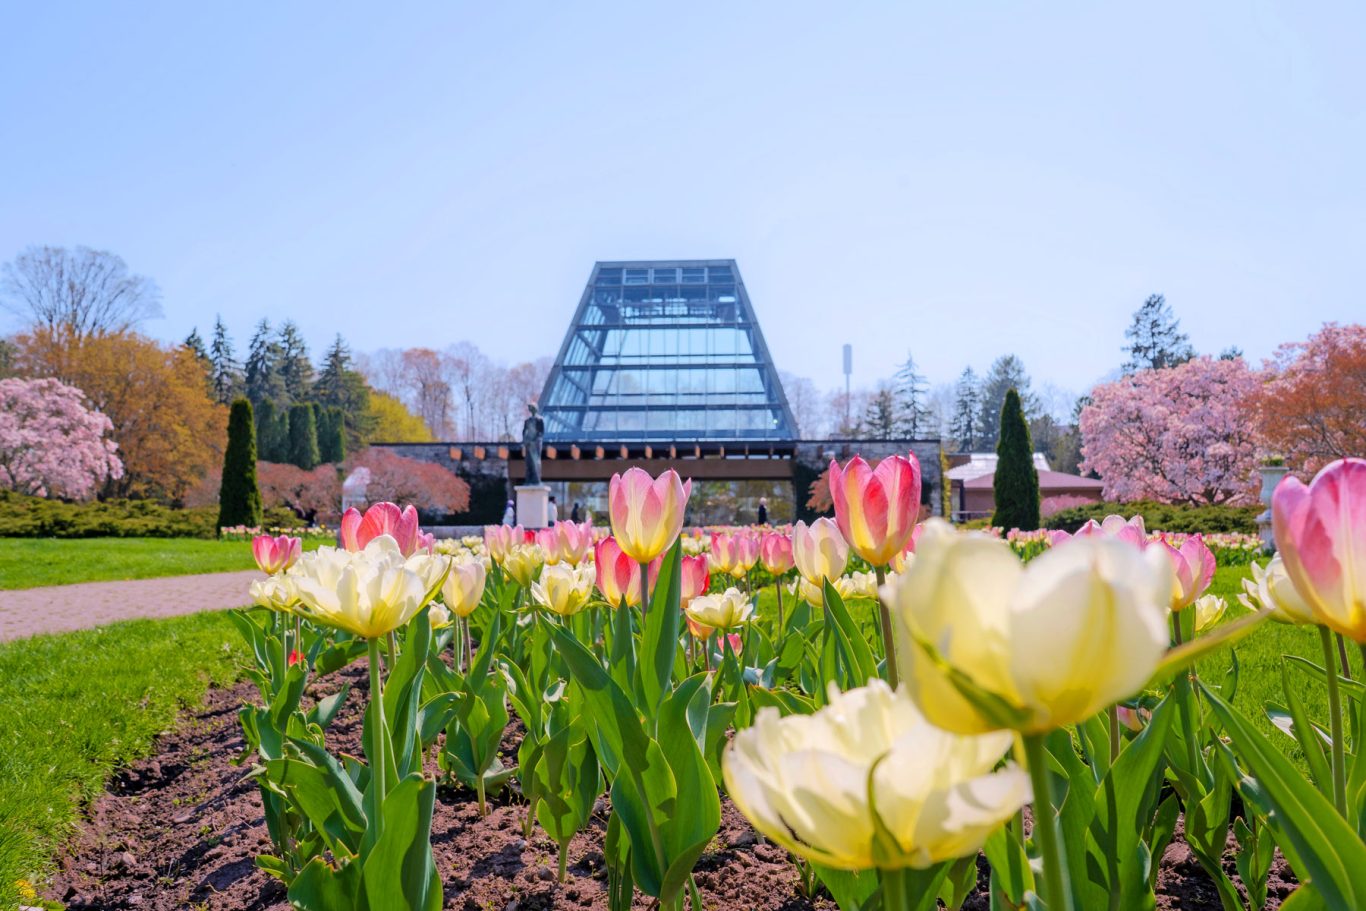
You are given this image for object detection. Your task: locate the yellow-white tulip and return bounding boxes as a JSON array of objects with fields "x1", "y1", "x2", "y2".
[
  {"x1": 503, "y1": 543, "x2": 545, "y2": 588},
  {"x1": 1192, "y1": 594, "x2": 1227, "y2": 634},
  {"x1": 685, "y1": 587, "x2": 754, "y2": 631},
  {"x1": 723, "y1": 679, "x2": 1029, "y2": 870},
  {"x1": 883, "y1": 520, "x2": 1173, "y2": 735},
  {"x1": 1239, "y1": 555, "x2": 1316, "y2": 626},
  {"x1": 250, "y1": 574, "x2": 299, "y2": 613},
  {"x1": 291, "y1": 536, "x2": 435, "y2": 639},
  {"x1": 441, "y1": 554, "x2": 488, "y2": 619},
  {"x1": 530, "y1": 563, "x2": 596, "y2": 617},
  {"x1": 428, "y1": 601, "x2": 453, "y2": 629}
]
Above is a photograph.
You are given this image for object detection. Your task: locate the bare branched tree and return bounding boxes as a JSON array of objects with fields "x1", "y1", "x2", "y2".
[{"x1": 1, "y1": 245, "x2": 162, "y2": 340}]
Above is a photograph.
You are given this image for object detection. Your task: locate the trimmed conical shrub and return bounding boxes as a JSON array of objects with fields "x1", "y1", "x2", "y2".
[
  {"x1": 218, "y1": 398, "x2": 263, "y2": 531},
  {"x1": 288, "y1": 402, "x2": 321, "y2": 470},
  {"x1": 992, "y1": 388, "x2": 1040, "y2": 531},
  {"x1": 318, "y1": 406, "x2": 346, "y2": 464}
]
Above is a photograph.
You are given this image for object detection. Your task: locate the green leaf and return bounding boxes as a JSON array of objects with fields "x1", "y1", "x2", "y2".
[
  {"x1": 822, "y1": 579, "x2": 879, "y2": 687},
  {"x1": 1202, "y1": 682, "x2": 1366, "y2": 909},
  {"x1": 361, "y1": 774, "x2": 442, "y2": 911},
  {"x1": 289, "y1": 855, "x2": 359, "y2": 911},
  {"x1": 1147, "y1": 607, "x2": 1273, "y2": 687},
  {"x1": 638, "y1": 542, "x2": 683, "y2": 716}
]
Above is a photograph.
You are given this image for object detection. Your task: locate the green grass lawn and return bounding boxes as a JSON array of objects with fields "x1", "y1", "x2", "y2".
[
  {"x1": 0, "y1": 536, "x2": 330, "y2": 590},
  {"x1": 0, "y1": 610, "x2": 244, "y2": 908}
]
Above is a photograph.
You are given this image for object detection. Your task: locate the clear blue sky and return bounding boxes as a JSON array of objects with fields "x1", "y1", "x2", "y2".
[{"x1": 3, "y1": 4, "x2": 1362, "y2": 395}]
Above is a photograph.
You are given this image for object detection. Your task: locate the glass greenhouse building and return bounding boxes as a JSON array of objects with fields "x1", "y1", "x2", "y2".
[{"x1": 538, "y1": 259, "x2": 797, "y2": 442}]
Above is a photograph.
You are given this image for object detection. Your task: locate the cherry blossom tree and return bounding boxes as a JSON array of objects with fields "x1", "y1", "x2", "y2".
[
  {"x1": 1079, "y1": 357, "x2": 1261, "y2": 505},
  {"x1": 0, "y1": 376, "x2": 123, "y2": 500}
]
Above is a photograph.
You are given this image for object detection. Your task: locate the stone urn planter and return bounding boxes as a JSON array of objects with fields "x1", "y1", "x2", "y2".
[{"x1": 1257, "y1": 463, "x2": 1290, "y2": 551}]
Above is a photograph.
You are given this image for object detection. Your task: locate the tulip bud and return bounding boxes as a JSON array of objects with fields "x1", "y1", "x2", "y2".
[
  {"x1": 252, "y1": 534, "x2": 302, "y2": 575},
  {"x1": 608, "y1": 467, "x2": 691, "y2": 563},
  {"x1": 341, "y1": 502, "x2": 423, "y2": 557},
  {"x1": 792, "y1": 518, "x2": 849, "y2": 586},
  {"x1": 829, "y1": 453, "x2": 922, "y2": 568},
  {"x1": 759, "y1": 532, "x2": 795, "y2": 575}
]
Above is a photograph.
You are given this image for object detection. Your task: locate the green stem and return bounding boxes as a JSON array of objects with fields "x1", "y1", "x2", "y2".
[
  {"x1": 558, "y1": 842, "x2": 569, "y2": 883},
  {"x1": 367, "y1": 638, "x2": 390, "y2": 816},
  {"x1": 477, "y1": 774, "x2": 487, "y2": 817},
  {"x1": 385, "y1": 630, "x2": 398, "y2": 680},
  {"x1": 1171, "y1": 610, "x2": 1185, "y2": 647},
  {"x1": 1107, "y1": 704, "x2": 1121, "y2": 765},
  {"x1": 638, "y1": 560, "x2": 651, "y2": 618},
  {"x1": 1321, "y1": 626, "x2": 1347, "y2": 815},
  {"x1": 1023, "y1": 733, "x2": 1074, "y2": 911},
  {"x1": 1172, "y1": 614, "x2": 1202, "y2": 780},
  {"x1": 880, "y1": 866, "x2": 912, "y2": 911},
  {"x1": 875, "y1": 564, "x2": 898, "y2": 689},
  {"x1": 774, "y1": 579, "x2": 785, "y2": 639},
  {"x1": 1337, "y1": 633, "x2": 1353, "y2": 680}
]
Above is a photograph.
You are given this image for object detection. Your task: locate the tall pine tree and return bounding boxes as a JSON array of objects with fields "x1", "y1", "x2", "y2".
[
  {"x1": 218, "y1": 398, "x2": 263, "y2": 530},
  {"x1": 950, "y1": 367, "x2": 980, "y2": 451},
  {"x1": 183, "y1": 328, "x2": 213, "y2": 396},
  {"x1": 288, "y1": 403, "x2": 321, "y2": 470},
  {"x1": 277, "y1": 321, "x2": 315, "y2": 402},
  {"x1": 314, "y1": 334, "x2": 375, "y2": 448},
  {"x1": 859, "y1": 388, "x2": 898, "y2": 440},
  {"x1": 893, "y1": 352, "x2": 931, "y2": 438},
  {"x1": 209, "y1": 316, "x2": 241, "y2": 404},
  {"x1": 255, "y1": 397, "x2": 289, "y2": 462},
  {"x1": 244, "y1": 319, "x2": 288, "y2": 406},
  {"x1": 1123, "y1": 293, "x2": 1194, "y2": 373},
  {"x1": 977, "y1": 355, "x2": 1035, "y2": 449},
  {"x1": 317, "y1": 406, "x2": 346, "y2": 463},
  {"x1": 992, "y1": 388, "x2": 1040, "y2": 531}
]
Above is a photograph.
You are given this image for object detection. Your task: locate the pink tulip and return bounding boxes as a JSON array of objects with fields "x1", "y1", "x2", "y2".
[
  {"x1": 1075, "y1": 514, "x2": 1148, "y2": 549},
  {"x1": 710, "y1": 530, "x2": 760, "y2": 578},
  {"x1": 1159, "y1": 534, "x2": 1216, "y2": 610},
  {"x1": 252, "y1": 533, "x2": 301, "y2": 575},
  {"x1": 828, "y1": 453, "x2": 922, "y2": 568},
  {"x1": 608, "y1": 467, "x2": 692, "y2": 563},
  {"x1": 1273, "y1": 458, "x2": 1366, "y2": 641},
  {"x1": 595, "y1": 536, "x2": 642, "y2": 608},
  {"x1": 539, "y1": 520, "x2": 595, "y2": 565},
  {"x1": 723, "y1": 632, "x2": 743, "y2": 657},
  {"x1": 759, "y1": 532, "x2": 795, "y2": 575},
  {"x1": 341, "y1": 502, "x2": 421, "y2": 556},
  {"x1": 686, "y1": 615, "x2": 715, "y2": 640},
  {"x1": 484, "y1": 524, "x2": 525, "y2": 565},
  {"x1": 681, "y1": 553, "x2": 711, "y2": 605}
]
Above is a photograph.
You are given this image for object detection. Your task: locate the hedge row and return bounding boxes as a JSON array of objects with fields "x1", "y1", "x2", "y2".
[
  {"x1": 1042, "y1": 500, "x2": 1260, "y2": 535},
  {"x1": 0, "y1": 491, "x2": 304, "y2": 539}
]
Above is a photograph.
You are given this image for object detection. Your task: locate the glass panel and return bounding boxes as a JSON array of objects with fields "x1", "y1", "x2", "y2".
[
  {"x1": 652, "y1": 267, "x2": 676, "y2": 283},
  {"x1": 596, "y1": 268, "x2": 622, "y2": 285},
  {"x1": 624, "y1": 268, "x2": 649, "y2": 285},
  {"x1": 680, "y1": 267, "x2": 705, "y2": 283}
]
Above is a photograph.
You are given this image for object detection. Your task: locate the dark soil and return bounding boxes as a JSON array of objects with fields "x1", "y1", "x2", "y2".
[{"x1": 46, "y1": 663, "x2": 1296, "y2": 910}]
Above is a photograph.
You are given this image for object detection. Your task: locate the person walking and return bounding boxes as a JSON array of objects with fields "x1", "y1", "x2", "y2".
[
  {"x1": 756, "y1": 496, "x2": 769, "y2": 526},
  {"x1": 547, "y1": 495, "x2": 559, "y2": 524},
  {"x1": 570, "y1": 501, "x2": 582, "y2": 523},
  {"x1": 502, "y1": 499, "x2": 515, "y2": 525}
]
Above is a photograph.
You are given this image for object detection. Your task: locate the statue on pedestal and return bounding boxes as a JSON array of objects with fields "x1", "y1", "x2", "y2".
[{"x1": 522, "y1": 403, "x2": 545, "y2": 486}]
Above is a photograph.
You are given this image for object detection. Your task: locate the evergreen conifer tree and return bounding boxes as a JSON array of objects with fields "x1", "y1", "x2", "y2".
[
  {"x1": 255, "y1": 397, "x2": 287, "y2": 461},
  {"x1": 277, "y1": 321, "x2": 315, "y2": 401},
  {"x1": 209, "y1": 316, "x2": 241, "y2": 404},
  {"x1": 893, "y1": 352, "x2": 931, "y2": 437},
  {"x1": 288, "y1": 402, "x2": 321, "y2": 470},
  {"x1": 184, "y1": 328, "x2": 210, "y2": 364},
  {"x1": 218, "y1": 398, "x2": 263, "y2": 530},
  {"x1": 317, "y1": 406, "x2": 346, "y2": 463},
  {"x1": 977, "y1": 355, "x2": 1036, "y2": 449},
  {"x1": 314, "y1": 334, "x2": 376, "y2": 447},
  {"x1": 1123, "y1": 293, "x2": 1194, "y2": 373},
  {"x1": 244, "y1": 319, "x2": 288, "y2": 406},
  {"x1": 992, "y1": 388, "x2": 1040, "y2": 531},
  {"x1": 950, "y1": 367, "x2": 980, "y2": 450}
]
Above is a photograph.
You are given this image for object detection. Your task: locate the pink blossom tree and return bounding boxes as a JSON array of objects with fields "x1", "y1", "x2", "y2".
[
  {"x1": 1079, "y1": 357, "x2": 1261, "y2": 505},
  {"x1": 0, "y1": 376, "x2": 124, "y2": 500}
]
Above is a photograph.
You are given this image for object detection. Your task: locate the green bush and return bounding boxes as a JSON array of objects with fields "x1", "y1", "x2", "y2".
[
  {"x1": 992, "y1": 389, "x2": 1040, "y2": 531},
  {"x1": 287, "y1": 402, "x2": 321, "y2": 470},
  {"x1": 219, "y1": 398, "x2": 263, "y2": 529},
  {"x1": 1043, "y1": 500, "x2": 1261, "y2": 535},
  {"x1": 0, "y1": 490, "x2": 305, "y2": 538}
]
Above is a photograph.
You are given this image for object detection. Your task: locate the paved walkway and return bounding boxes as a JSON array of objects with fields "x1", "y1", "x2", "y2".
[{"x1": 0, "y1": 570, "x2": 261, "y2": 642}]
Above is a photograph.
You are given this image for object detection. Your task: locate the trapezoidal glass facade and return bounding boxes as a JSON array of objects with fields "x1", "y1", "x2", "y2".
[{"x1": 538, "y1": 260, "x2": 797, "y2": 441}]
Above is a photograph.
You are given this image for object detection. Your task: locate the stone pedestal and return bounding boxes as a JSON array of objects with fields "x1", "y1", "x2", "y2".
[
  {"x1": 1257, "y1": 465, "x2": 1289, "y2": 553},
  {"x1": 515, "y1": 484, "x2": 552, "y2": 529}
]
